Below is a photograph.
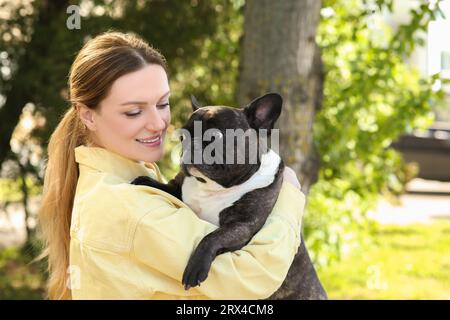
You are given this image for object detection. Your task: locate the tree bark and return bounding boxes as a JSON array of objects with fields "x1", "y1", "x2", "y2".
[
  {"x1": 237, "y1": 0, "x2": 327, "y2": 299},
  {"x1": 18, "y1": 160, "x2": 32, "y2": 242},
  {"x1": 237, "y1": 0, "x2": 323, "y2": 195}
]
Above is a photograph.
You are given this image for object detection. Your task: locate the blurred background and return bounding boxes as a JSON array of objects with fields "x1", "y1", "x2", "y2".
[{"x1": 0, "y1": 0, "x2": 449, "y2": 299}]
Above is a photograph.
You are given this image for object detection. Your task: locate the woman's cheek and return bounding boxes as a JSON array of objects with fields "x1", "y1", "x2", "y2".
[
  {"x1": 163, "y1": 108, "x2": 171, "y2": 128},
  {"x1": 116, "y1": 117, "x2": 144, "y2": 139}
]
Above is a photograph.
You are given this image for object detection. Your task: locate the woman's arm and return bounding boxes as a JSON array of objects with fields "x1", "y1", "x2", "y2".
[{"x1": 130, "y1": 178, "x2": 305, "y2": 299}]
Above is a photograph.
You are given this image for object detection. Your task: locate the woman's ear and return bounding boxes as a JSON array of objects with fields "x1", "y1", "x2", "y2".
[{"x1": 77, "y1": 103, "x2": 97, "y2": 131}]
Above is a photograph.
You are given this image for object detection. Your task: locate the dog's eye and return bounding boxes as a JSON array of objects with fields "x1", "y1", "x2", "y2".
[{"x1": 195, "y1": 177, "x2": 207, "y2": 183}]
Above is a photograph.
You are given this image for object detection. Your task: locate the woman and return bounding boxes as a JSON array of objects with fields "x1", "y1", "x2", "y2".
[{"x1": 39, "y1": 31, "x2": 306, "y2": 299}]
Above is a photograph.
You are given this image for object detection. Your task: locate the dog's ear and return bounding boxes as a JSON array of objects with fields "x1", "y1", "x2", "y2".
[
  {"x1": 191, "y1": 95, "x2": 202, "y2": 111},
  {"x1": 243, "y1": 93, "x2": 282, "y2": 130}
]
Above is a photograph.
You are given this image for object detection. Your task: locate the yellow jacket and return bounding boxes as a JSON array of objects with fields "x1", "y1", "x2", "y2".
[{"x1": 70, "y1": 146, "x2": 306, "y2": 299}]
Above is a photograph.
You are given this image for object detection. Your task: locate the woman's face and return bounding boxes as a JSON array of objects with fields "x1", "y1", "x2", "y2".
[{"x1": 82, "y1": 64, "x2": 171, "y2": 163}]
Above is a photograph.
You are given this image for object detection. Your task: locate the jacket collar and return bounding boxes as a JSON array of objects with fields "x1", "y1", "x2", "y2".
[{"x1": 74, "y1": 145, "x2": 162, "y2": 183}]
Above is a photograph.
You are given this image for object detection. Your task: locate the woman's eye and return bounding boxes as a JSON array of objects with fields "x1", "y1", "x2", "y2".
[
  {"x1": 125, "y1": 110, "x2": 142, "y2": 117},
  {"x1": 157, "y1": 102, "x2": 170, "y2": 109}
]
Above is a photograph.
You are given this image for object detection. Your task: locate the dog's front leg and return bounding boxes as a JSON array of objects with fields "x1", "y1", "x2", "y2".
[
  {"x1": 131, "y1": 172, "x2": 183, "y2": 200},
  {"x1": 182, "y1": 221, "x2": 256, "y2": 290}
]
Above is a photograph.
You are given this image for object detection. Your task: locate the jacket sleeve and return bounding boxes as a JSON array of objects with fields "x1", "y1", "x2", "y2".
[{"x1": 130, "y1": 182, "x2": 305, "y2": 299}]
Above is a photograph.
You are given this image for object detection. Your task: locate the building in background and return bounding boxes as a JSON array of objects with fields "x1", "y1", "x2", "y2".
[
  {"x1": 383, "y1": 1, "x2": 450, "y2": 181},
  {"x1": 383, "y1": 0, "x2": 450, "y2": 121}
]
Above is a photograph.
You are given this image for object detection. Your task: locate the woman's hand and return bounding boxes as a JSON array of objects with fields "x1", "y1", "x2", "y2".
[{"x1": 283, "y1": 166, "x2": 302, "y2": 190}]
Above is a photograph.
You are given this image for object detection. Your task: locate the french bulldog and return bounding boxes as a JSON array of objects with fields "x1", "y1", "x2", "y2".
[{"x1": 131, "y1": 93, "x2": 327, "y2": 299}]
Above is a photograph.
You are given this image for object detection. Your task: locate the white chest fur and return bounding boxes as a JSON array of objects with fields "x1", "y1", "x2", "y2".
[{"x1": 181, "y1": 150, "x2": 281, "y2": 226}]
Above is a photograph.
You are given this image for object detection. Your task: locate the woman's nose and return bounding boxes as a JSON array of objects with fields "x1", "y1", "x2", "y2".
[{"x1": 146, "y1": 107, "x2": 166, "y2": 132}]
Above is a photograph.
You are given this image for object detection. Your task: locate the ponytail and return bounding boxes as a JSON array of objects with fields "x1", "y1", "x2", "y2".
[{"x1": 39, "y1": 107, "x2": 86, "y2": 300}]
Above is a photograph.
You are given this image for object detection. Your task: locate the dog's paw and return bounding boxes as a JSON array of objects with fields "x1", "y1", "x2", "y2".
[
  {"x1": 182, "y1": 251, "x2": 214, "y2": 290},
  {"x1": 130, "y1": 176, "x2": 155, "y2": 186}
]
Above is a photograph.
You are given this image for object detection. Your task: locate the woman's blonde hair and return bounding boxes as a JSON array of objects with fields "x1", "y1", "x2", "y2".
[{"x1": 38, "y1": 31, "x2": 167, "y2": 299}]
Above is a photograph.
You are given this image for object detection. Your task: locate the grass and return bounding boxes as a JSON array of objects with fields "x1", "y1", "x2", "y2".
[{"x1": 318, "y1": 221, "x2": 450, "y2": 299}]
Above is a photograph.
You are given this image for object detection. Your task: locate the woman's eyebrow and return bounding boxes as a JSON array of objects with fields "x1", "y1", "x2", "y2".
[
  {"x1": 120, "y1": 101, "x2": 147, "y2": 106},
  {"x1": 159, "y1": 91, "x2": 171, "y2": 100},
  {"x1": 120, "y1": 91, "x2": 170, "y2": 106}
]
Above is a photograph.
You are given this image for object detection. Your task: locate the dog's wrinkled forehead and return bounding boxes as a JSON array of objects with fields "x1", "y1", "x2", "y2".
[{"x1": 187, "y1": 106, "x2": 249, "y2": 131}]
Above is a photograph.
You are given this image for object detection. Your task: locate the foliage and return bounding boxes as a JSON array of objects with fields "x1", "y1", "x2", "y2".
[
  {"x1": 318, "y1": 221, "x2": 450, "y2": 299},
  {"x1": 0, "y1": 177, "x2": 41, "y2": 203},
  {"x1": 305, "y1": 0, "x2": 447, "y2": 267},
  {"x1": 0, "y1": 244, "x2": 46, "y2": 300}
]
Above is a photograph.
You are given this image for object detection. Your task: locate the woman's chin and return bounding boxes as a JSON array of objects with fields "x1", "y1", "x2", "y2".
[{"x1": 138, "y1": 146, "x2": 164, "y2": 163}]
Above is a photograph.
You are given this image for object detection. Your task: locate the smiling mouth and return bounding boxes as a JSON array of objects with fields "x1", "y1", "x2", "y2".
[
  {"x1": 136, "y1": 136, "x2": 160, "y2": 143},
  {"x1": 135, "y1": 135, "x2": 162, "y2": 146}
]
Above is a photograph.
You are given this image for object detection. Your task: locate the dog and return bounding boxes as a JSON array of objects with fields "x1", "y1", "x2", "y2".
[{"x1": 131, "y1": 93, "x2": 327, "y2": 299}]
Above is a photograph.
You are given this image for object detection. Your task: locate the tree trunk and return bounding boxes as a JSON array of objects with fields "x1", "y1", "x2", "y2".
[
  {"x1": 237, "y1": 0, "x2": 327, "y2": 299},
  {"x1": 18, "y1": 160, "x2": 33, "y2": 243},
  {"x1": 237, "y1": 0, "x2": 323, "y2": 195}
]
